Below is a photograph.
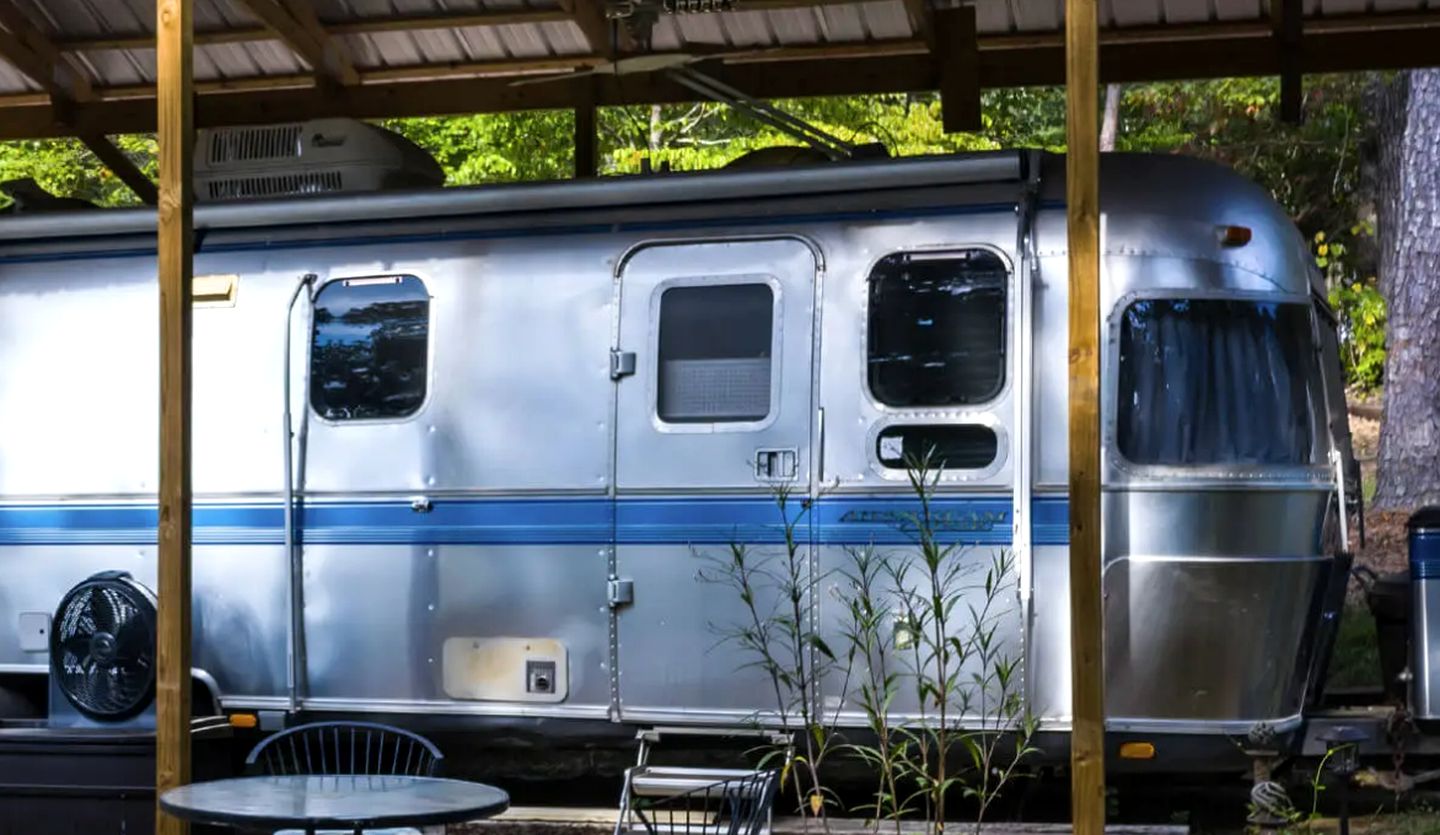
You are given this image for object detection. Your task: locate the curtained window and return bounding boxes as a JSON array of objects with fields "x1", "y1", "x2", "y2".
[{"x1": 1117, "y1": 299, "x2": 1320, "y2": 466}]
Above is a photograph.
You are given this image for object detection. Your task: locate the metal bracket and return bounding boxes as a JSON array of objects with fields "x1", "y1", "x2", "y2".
[
  {"x1": 608, "y1": 577, "x2": 635, "y2": 608},
  {"x1": 611, "y1": 349, "x2": 637, "y2": 380}
]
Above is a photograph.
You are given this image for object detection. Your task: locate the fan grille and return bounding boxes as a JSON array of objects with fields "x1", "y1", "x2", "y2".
[{"x1": 51, "y1": 573, "x2": 157, "y2": 721}]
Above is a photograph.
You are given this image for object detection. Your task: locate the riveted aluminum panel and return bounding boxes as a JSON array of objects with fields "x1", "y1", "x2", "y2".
[
  {"x1": 294, "y1": 239, "x2": 613, "y2": 495},
  {"x1": 816, "y1": 207, "x2": 1021, "y2": 493},
  {"x1": 1104, "y1": 554, "x2": 1328, "y2": 724},
  {"x1": 301, "y1": 543, "x2": 612, "y2": 715}
]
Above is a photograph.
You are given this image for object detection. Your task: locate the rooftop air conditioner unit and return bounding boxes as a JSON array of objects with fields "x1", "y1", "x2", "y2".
[{"x1": 194, "y1": 118, "x2": 445, "y2": 202}]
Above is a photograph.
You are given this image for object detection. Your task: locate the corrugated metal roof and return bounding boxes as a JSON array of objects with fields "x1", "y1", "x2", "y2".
[{"x1": 0, "y1": 0, "x2": 1433, "y2": 97}]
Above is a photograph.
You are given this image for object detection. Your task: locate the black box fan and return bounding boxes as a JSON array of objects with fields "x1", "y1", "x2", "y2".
[{"x1": 48, "y1": 570, "x2": 158, "y2": 728}]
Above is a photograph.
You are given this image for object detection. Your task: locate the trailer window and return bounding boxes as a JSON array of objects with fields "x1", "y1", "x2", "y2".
[
  {"x1": 311, "y1": 275, "x2": 430, "y2": 421},
  {"x1": 876, "y1": 424, "x2": 998, "y2": 471},
  {"x1": 1117, "y1": 299, "x2": 1319, "y2": 466},
  {"x1": 867, "y1": 250, "x2": 1007, "y2": 408},
  {"x1": 657, "y1": 283, "x2": 774, "y2": 424}
]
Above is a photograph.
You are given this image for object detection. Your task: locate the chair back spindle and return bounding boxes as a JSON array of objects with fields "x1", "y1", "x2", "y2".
[{"x1": 245, "y1": 721, "x2": 444, "y2": 778}]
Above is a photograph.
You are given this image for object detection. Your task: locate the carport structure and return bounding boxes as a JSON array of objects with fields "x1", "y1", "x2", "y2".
[{"x1": 0, "y1": 0, "x2": 1433, "y2": 833}]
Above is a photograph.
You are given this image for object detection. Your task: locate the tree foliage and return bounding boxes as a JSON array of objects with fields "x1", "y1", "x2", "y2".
[{"x1": 0, "y1": 135, "x2": 156, "y2": 209}]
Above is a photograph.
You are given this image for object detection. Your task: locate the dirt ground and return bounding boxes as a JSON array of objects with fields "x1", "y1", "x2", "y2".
[{"x1": 1349, "y1": 406, "x2": 1413, "y2": 579}]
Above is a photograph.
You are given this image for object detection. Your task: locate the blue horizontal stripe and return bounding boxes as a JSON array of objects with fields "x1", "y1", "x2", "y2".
[{"x1": 0, "y1": 495, "x2": 1070, "y2": 547}]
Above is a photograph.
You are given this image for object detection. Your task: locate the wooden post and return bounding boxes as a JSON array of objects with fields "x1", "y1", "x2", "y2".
[
  {"x1": 1065, "y1": 0, "x2": 1106, "y2": 829},
  {"x1": 155, "y1": 0, "x2": 193, "y2": 833},
  {"x1": 575, "y1": 96, "x2": 597, "y2": 178},
  {"x1": 1273, "y1": 0, "x2": 1303, "y2": 123},
  {"x1": 936, "y1": 5, "x2": 981, "y2": 134}
]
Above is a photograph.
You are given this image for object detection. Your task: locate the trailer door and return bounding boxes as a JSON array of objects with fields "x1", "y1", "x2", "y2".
[{"x1": 612, "y1": 238, "x2": 817, "y2": 722}]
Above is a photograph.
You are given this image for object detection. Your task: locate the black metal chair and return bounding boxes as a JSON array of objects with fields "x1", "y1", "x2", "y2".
[
  {"x1": 244, "y1": 721, "x2": 447, "y2": 835},
  {"x1": 619, "y1": 768, "x2": 780, "y2": 835},
  {"x1": 245, "y1": 720, "x2": 444, "y2": 778}
]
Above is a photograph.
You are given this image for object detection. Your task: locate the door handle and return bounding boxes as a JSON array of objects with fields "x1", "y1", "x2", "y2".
[{"x1": 754, "y1": 448, "x2": 798, "y2": 481}]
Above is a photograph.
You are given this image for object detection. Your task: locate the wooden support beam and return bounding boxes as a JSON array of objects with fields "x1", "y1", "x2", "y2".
[
  {"x1": 1273, "y1": 0, "x2": 1303, "y2": 123},
  {"x1": 0, "y1": 0, "x2": 94, "y2": 102},
  {"x1": 0, "y1": 3, "x2": 158, "y2": 202},
  {"x1": 154, "y1": 0, "x2": 194, "y2": 832},
  {"x1": 1064, "y1": 0, "x2": 1106, "y2": 830},
  {"x1": 575, "y1": 76, "x2": 598, "y2": 178},
  {"x1": 80, "y1": 132, "x2": 158, "y2": 204},
  {"x1": 232, "y1": 0, "x2": 359, "y2": 86},
  {"x1": 936, "y1": 5, "x2": 980, "y2": 133}
]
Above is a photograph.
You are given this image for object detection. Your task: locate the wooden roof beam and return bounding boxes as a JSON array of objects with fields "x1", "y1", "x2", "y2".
[
  {"x1": 1272, "y1": 0, "x2": 1302, "y2": 123},
  {"x1": 0, "y1": 1, "x2": 93, "y2": 102},
  {"x1": 232, "y1": 0, "x2": 359, "y2": 86},
  {"x1": 1, "y1": 15, "x2": 1439, "y2": 139},
  {"x1": 935, "y1": 5, "x2": 979, "y2": 132},
  {"x1": 79, "y1": 132, "x2": 158, "y2": 204},
  {"x1": 0, "y1": 2, "x2": 157, "y2": 204}
]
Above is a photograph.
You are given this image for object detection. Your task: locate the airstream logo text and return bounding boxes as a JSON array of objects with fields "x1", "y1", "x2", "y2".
[{"x1": 837, "y1": 509, "x2": 1009, "y2": 531}]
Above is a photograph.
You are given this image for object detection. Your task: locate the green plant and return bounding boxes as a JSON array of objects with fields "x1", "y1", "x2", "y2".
[
  {"x1": 1328, "y1": 274, "x2": 1388, "y2": 393},
  {"x1": 840, "y1": 452, "x2": 1038, "y2": 834},
  {"x1": 698, "y1": 485, "x2": 849, "y2": 829},
  {"x1": 838, "y1": 544, "x2": 909, "y2": 830}
]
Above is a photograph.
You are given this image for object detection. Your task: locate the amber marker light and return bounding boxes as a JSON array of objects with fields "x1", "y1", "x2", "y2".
[
  {"x1": 228, "y1": 712, "x2": 259, "y2": 729},
  {"x1": 1118, "y1": 741, "x2": 1156, "y2": 760},
  {"x1": 1219, "y1": 225, "x2": 1253, "y2": 246}
]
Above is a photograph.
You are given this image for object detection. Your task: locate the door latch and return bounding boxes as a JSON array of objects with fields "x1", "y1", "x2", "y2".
[
  {"x1": 608, "y1": 578, "x2": 634, "y2": 608},
  {"x1": 754, "y1": 449, "x2": 799, "y2": 481},
  {"x1": 610, "y1": 350, "x2": 637, "y2": 380}
]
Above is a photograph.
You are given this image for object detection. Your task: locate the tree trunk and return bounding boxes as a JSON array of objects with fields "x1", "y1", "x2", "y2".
[
  {"x1": 1373, "y1": 69, "x2": 1440, "y2": 510},
  {"x1": 1099, "y1": 84, "x2": 1122, "y2": 152}
]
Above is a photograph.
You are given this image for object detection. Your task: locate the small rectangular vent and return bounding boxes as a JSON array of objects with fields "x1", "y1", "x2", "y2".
[
  {"x1": 208, "y1": 124, "x2": 303, "y2": 164},
  {"x1": 206, "y1": 170, "x2": 343, "y2": 201}
]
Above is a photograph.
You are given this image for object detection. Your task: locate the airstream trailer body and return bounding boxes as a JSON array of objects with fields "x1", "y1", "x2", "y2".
[{"x1": 0, "y1": 146, "x2": 1355, "y2": 768}]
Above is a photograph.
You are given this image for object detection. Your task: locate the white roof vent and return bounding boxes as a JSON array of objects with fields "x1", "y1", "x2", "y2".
[{"x1": 194, "y1": 118, "x2": 444, "y2": 202}]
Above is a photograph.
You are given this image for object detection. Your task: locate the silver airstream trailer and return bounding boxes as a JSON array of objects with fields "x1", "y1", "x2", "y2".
[{"x1": 0, "y1": 121, "x2": 1358, "y2": 775}]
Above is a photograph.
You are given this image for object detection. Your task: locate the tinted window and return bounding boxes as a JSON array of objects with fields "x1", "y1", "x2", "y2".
[
  {"x1": 311, "y1": 275, "x2": 430, "y2": 421},
  {"x1": 657, "y1": 283, "x2": 774, "y2": 424},
  {"x1": 877, "y1": 425, "x2": 998, "y2": 470},
  {"x1": 1117, "y1": 299, "x2": 1319, "y2": 466},
  {"x1": 868, "y1": 250, "x2": 1007, "y2": 407}
]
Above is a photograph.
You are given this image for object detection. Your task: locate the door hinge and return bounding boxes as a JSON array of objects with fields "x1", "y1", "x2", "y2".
[
  {"x1": 608, "y1": 578, "x2": 634, "y2": 608},
  {"x1": 610, "y1": 349, "x2": 637, "y2": 380}
]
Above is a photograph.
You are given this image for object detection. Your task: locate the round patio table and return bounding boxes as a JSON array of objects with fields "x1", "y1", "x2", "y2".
[{"x1": 159, "y1": 774, "x2": 509, "y2": 833}]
